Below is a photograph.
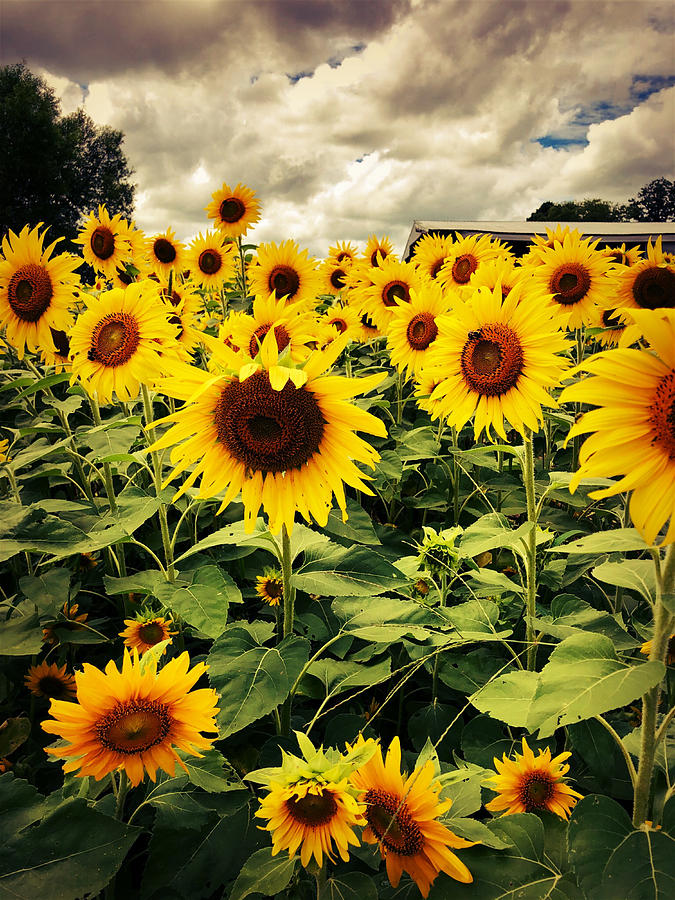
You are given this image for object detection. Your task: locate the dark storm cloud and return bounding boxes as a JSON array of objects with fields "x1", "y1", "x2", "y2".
[{"x1": 0, "y1": 0, "x2": 411, "y2": 81}]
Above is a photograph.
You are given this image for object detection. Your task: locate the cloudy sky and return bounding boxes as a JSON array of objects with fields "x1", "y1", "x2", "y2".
[{"x1": 3, "y1": 0, "x2": 674, "y2": 256}]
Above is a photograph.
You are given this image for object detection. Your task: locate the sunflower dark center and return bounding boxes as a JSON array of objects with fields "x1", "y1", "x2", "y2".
[
  {"x1": 406, "y1": 312, "x2": 438, "y2": 350},
  {"x1": 430, "y1": 257, "x2": 445, "y2": 279},
  {"x1": 219, "y1": 197, "x2": 246, "y2": 223},
  {"x1": 38, "y1": 676, "x2": 70, "y2": 699},
  {"x1": 138, "y1": 622, "x2": 166, "y2": 645},
  {"x1": 330, "y1": 269, "x2": 347, "y2": 290},
  {"x1": 199, "y1": 249, "x2": 222, "y2": 275},
  {"x1": 517, "y1": 772, "x2": 555, "y2": 811},
  {"x1": 89, "y1": 313, "x2": 141, "y2": 367},
  {"x1": 96, "y1": 699, "x2": 172, "y2": 754},
  {"x1": 550, "y1": 263, "x2": 591, "y2": 306},
  {"x1": 329, "y1": 316, "x2": 348, "y2": 334},
  {"x1": 461, "y1": 324, "x2": 524, "y2": 396},
  {"x1": 7, "y1": 264, "x2": 53, "y2": 321},
  {"x1": 248, "y1": 323, "x2": 291, "y2": 358},
  {"x1": 383, "y1": 281, "x2": 410, "y2": 307},
  {"x1": 632, "y1": 266, "x2": 675, "y2": 310},
  {"x1": 364, "y1": 789, "x2": 424, "y2": 856},
  {"x1": 50, "y1": 328, "x2": 70, "y2": 358},
  {"x1": 268, "y1": 265, "x2": 300, "y2": 299},
  {"x1": 371, "y1": 249, "x2": 388, "y2": 267},
  {"x1": 115, "y1": 265, "x2": 135, "y2": 286},
  {"x1": 214, "y1": 371, "x2": 325, "y2": 473},
  {"x1": 286, "y1": 789, "x2": 338, "y2": 827},
  {"x1": 336, "y1": 252, "x2": 351, "y2": 263},
  {"x1": 264, "y1": 578, "x2": 283, "y2": 599},
  {"x1": 91, "y1": 226, "x2": 115, "y2": 260},
  {"x1": 650, "y1": 371, "x2": 675, "y2": 459},
  {"x1": 452, "y1": 254, "x2": 478, "y2": 284},
  {"x1": 168, "y1": 313, "x2": 184, "y2": 338},
  {"x1": 361, "y1": 313, "x2": 378, "y2": 331},
  {"x1": 154, "y1": 238, "x2": 177, "y2": 264},
  {"x1": 601, "y1": 309, "x2": 624, "y2": 330},
  {"x1": 162, "y1": 288, "x2": 182, "y2": 306}
]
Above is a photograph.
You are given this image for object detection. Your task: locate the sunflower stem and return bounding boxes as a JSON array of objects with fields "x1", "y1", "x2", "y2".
[
  {"x1": 141, "y1": 383, "x2": 176, "y2": 582},
  {"x1": 521, "y1": 428, "x2": 539, "y2": 671},
  {"x1": 89, "y1": 392, "x2": 127, "y2": 578},
  {"x1": 632, "y1": 543, "x2": 675, "y2": 826},
  {"x1": 237, "y1": 235, "x2": 248, "y2": 302},
  {"x1": 279, "y1": 524, "x2": 296, "y2": 735}
]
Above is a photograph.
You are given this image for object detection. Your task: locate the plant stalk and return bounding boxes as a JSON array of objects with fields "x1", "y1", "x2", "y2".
[
  {"x1": 141, "y1": 383, "x2": 175, "y2": 582},
  {"x1": 279, "y1": 524, "x2": 296, "y2": 734},
  {"x1": 522, "y1": 428, "x2": 539, "y2": 671}
]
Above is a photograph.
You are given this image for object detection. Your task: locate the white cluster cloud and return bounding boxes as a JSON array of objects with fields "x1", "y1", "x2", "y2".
[{"x1": 10, "y1": 0, "x2": 674, "y2": 256}]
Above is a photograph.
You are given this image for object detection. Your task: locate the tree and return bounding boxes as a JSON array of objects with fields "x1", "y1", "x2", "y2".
[
  {"x1": 0, "y1": 62, "x2": 135, "y2": 247},
  {"x1": 527, "y1": 198, "x2": 630, "y2": 222},
  {"x1": 629, "y1": 177, "x2": 675, "y2": 222}
]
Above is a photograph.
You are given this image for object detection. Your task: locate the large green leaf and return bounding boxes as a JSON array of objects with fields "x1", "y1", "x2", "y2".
[
  {"x1": 208, "y1": 623, "x2": 309, "y2": 737},
  {"x1": 304, "y1": 657, "x2": 391, "y2": 699},
  {"x1": 292, "y1": 545, "x2": 409, "y2": 597},
  {"x1": 0, "y1": 798, "x2": 139, "y2": 900},
  {"x1": 174, "y1": 518, "x2": 276, "y2": 563},
  {"x1": 322, "y1": 872, "x2": 378, "y2": 900},
  {"x1": 0, "y1": 774, "x2": 46, "y2": 834},
  {"x1": 592, "y1": 559, "x2": 657, "y2": 603},
  {"x1": 568, "y1": 795, "x2": 675, "y2": 899},
  {"x1": 229, "y1": 847, "x2": 297, "y2": 900},
  {"x1": 143, "y1": 777, "x2": 213, "y2": 831},
  {"x1": 445, "y1": 599, "x2": 512, "y2": 641},
  {"x1": 332, "y1": 595, "x2": 443, "y2": 642},
  {"x1": 154, "y1": 565, "x2": 239, "y2": 638},
  {"x1": 324, "y1": 498, "x2": 381, "y2": 545},
  {"x1": 532, "y1": 594, "x2": 639, "y2": 651},
  {"x1": 471, "y1": 669, "x2": 540, "y2": 727},
  {"x1": 551, "y1": 529, "x2": 651, "y2": 554}
]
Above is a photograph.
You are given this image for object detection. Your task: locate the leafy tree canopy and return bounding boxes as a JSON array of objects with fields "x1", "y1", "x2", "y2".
[
  {"x1": 527, "y1": 178, "x2": 674, "y2": 223},
  {"x1": 0, "y1": 62, "x2": 135, "y2": 247}
]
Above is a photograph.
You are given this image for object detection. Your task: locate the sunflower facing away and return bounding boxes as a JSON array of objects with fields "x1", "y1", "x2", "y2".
[
  {"x1": 69, "y1": 283, "x2": 178, "y2": 403},
  {"x1": 76, "y1": 206, "x2": 134, "y2": 279},
  {"x1": 0, "y1": 224, "x2": 79, "y2": 359},
  {"x1": 422, "y1": 284, "x2": 570, "y2": 440},
  {"x1": 119, "y1": 614, "x2": 177, "y2": 655},
  {"x1": 42, "y1": 648, "x2": 219, "y2": 786},
  {"x1": 485, "y1": 737, "x2": 583, "y2": 819},
  {"x1": 205, "y1": 181, "x2": 262, "y2": 238},
  {"x1": 386, "y1": 282, "x2": 451, "y2": 378},
  {"x1": 146, "y1": 227, "x2": 186, "y2": 278},
  {"x1": 350, "y1": 736, "x2": 474, "y2": 897},
  {"x1": 186, "y1": 230, "x2": 236, "y2": 290},
  {"x1": 608, "y1": 236, "x2": 675, "y2": 317},
  {"x1": 247, "y1": 240, "x2": 321, "y2": 309},
  {"x1": 25, "y1": 661, "x2": 77, "y2": 701},
  {"x1": 256, "y1": 776, "x2": 365, "y2": 867},
  {"x1": 411, "y1": 232, "x2": 455, "y2": 281},
  {"x1": 151, "y1": 331, "x2": 386, "y2": 534},
  {"x1": 255, "y1": 571, "x2": 284, "y2": 606},
  {"x1": 562, "y1": 308, "x2": 675, "y2": 546}
]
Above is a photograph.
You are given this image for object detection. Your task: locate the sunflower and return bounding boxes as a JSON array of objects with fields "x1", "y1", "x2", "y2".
[
  {"x1": 562, "y1": 308, "x2": 675, "y2": 545},
  {"x1": 524, "y1": 225, "x2": 580, "y2": 264},
  {"x1": 601, "y1": 243, "x2": 643, "y2": 267},
  {"x1": 255, "y1": 571, "x2": 284, "y2": 606},
  {"x1": 364, "y1": 234, "x2": 396, "y2": 268},
  {"x1": 437, "y1": 233, "x2": 502, "y2": 293},
  {"x1": 146, "y1": 228, "x2": 186, "y2": 278},
  {"x1": 186, "y1": 230, "x2": 236, "y2": 290},
  {"x1": 591, "y1": 306, "x2": 640, "y2": 349},
  {"x1": 321, "y1": 303, "x2": 360, "y2": 343},
  {"x1": 415, "y1": 371, "x2": 454, "y2": 423},
  {"x1": 608, "y1": 236, "x2": 675, "y2": 316},
  {"x1": 524, "y1": 231, "x2": 614, "y2": 329},
  {"x1": 228, "y1": 293, "x2": 316, "y2": 362},
  {"x1": 120, "y1": 614, "x2": 177, "y2": 655},
  {"x1": 386, "y1": 282, "x2": 451, "y2": 378},
  {"x1": 25, "y1": 661, "x2": 77, "y2": 701},
  {"x1": 329, "y1": 241, "x2": 359, "y2": 267},
  {"x1": 112, "y1": 220, "x2": 149, "y2": 290},
  {"x1": 42, "y1": 601, "x2": 88, "y2": 645},
  {"x1": 38, "y1": 327, "x2": 72, "y2": 372},
  {"x1": 319, "y1": 257, "x2": 351, "y2": 296},
  {"x1": 467, "y1": 256, "x2": 526, "y2": 300},
  {"x1": 357, "y1": 257, "x2": 425, "y2": 332},
  {"x1": 485, "y1": 737, "x2": 583, "y2": 819},
  {"x1": 350, "y1": 736, "x2": 474, "y2": 897},
  {"x1": 0, "y1": 438, "x2": 10, "y2": 463},
  {"x1": 76, "y1": 206, "x2": 134, "y2": 279},
  {"x1": 42, "y1": 648, "x2": 219, "y2": 786},
  {"x1": 161, "y1": 296, "x2": 203, "y2": 362},
  {"x1": 248, "y1": 240, "x2": 321, "y2": 309},
  {"x1": 69, "y1": 283, "x2": 179, "y2": 403},
  {"x1": 423, "y1": 284, "x2": 569, "y2": 440},
  {"x1": 641, "y1": 632, "x2": 675, "y2": 665},
  {"x1": 412, "y1": 233, "x2": 455, "y2": 281},
  {"x1": 159, "y1": 277, "x2": 204, "y2": 320},
  {"x1": 205, "y1": 182, "x2": 262, "y2": 238},
  {"x1": 0, "y1": 224, "x2": 79, "y2": 359},
  {"x1": 151, "y1": 332, "x2": 387, "y2": 534}
]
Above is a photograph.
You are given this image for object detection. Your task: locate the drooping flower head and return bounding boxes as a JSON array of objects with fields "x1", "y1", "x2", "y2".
[
  {"x1": 205, "y1": 181, "x2": 262, "y2": 238},
  {"x1": 152, "y1": 331, "x2": 387, "y2": 533},
  {"x1": 0, "y1": 224, "x2": 79, "y2": 359},
  {"x1": 562, "y1": 308, "x2": 675, "y2": 545},
  {"x1": 356, "y1": 257, "x2": 425, "y2": 331},
  {"x1": 42, "y1": 648, "x2": 219, "y2": 786},
  {"x1": 350, "y1": 736, "x2": 474, "y2": 897},
  {"x1": 421, "y1": 283, "x2": 570, "y2": 440},
  {"x1": 485, "y1": 737, "x2": 583, "y2": 819}
]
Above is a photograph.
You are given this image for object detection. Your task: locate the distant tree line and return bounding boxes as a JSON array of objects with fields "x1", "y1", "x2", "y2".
[
  {"x1": 527, "y1": 178, "x2": 675, "y2": 222},
  {"x1": 0, "y1": 62, "x2": 135, "y2": 249}
]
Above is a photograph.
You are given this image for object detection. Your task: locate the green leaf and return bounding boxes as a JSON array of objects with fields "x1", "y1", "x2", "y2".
[
  {"x1": 0, "y1": 774, "x2": 46, "y2": 833},
  {"x1": 322, "y1": 871, "x2": 378, "y2": 900},
  {"x1": 0, "y1": 798, "x2": 140, "y2": 900},
  {"x1": 292, "y1": 545, "x2": 409, "y2": 597},
  {"x1": 0, "y1": 606, "x2": 43, "y2": 655},
  {"x1": 332, "y1": 595, "x2": 443, "y2": 642},
  {"x1": 461, "y1": 714, "x2": 514, "y2": 769},
  {"x1": 444, "y1": 816, "x2": 510, "y2": 850},
  {"x1": 324, "y1": 498, "x2": 381, "y2": 544},
  {"x1": 532, "y1": 594, "x2": 639, "y2": 651},
  {"x1": 229, "y1": 847, "x2": 297, "y2": 900},
  {"x1": 14, "y1": 372, "x2": 70, "y2": 399},
  {"x1": 305, "y1": 657, "x2": 391, "y2": 698},
  {"x1": 568, "y1": 795, "x2": 675, "y2": 899},
  {"x1": 0, "y1": 718, "x2": 31, "y2": 757},
  {"x1": 181, "y1": 749, "x2": 245, "y2": 794},
  {"x1": 471, "y1": 669, "x2": 540, "y2": 727},
  {"x1": 208, "y1": 624, "x2": 309, "y2": 737},
  {"x1": 174, "y1": 518, "x2": 275, "y2": 563},
  {"x1": 465, "y1": 567, "x2": 523, "y2": 596},
  {"x1": 154, "y1": 565, "x2": 239, "y2": 638},
  {"x1": 103, "y1": 569, "x2": 166, "y2": 597},
  {"x1": 445, "y1": 599, "x2": 511, "y2": 641},
  {"x1": 551, "y1": 528, "x2": 651, "y2": 554},
  {"x1": 143, "y1": 778, "x2": 213, "y2": 830},
  {"x1": 19, "y1": 568, "x2": 71, "y2": 617},
  {"x1": 592, "y1": 559, "x2": 657, "y2": 603}
]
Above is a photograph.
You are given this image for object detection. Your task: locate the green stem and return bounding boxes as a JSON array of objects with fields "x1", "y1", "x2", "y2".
[
  {"x1": 632, "y1": 543, "x2": 675, "y2": 826},
  {"x1": 141, "y1": 384, "x2": 175, "y2": 582},
  {"x1": 89, "y1": 392, "x2": 127, "y2": 579},
  {"x1": 594, "y1": 715, "x2": 637, "y2": 788},
  {"x1": 522, "y1": 428, "x2": 539, "y2": 671},
  {"x1": 237, "y1": 235, "x2": 248, "y2": 302},
  {"x1": 279, "y1": 525, "x2": 296, "y2": 735}
]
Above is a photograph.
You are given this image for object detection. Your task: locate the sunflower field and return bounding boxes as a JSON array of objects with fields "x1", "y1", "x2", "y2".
[{"x1": 1, "y1": 183, "x2": 674, "y2": 900}]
